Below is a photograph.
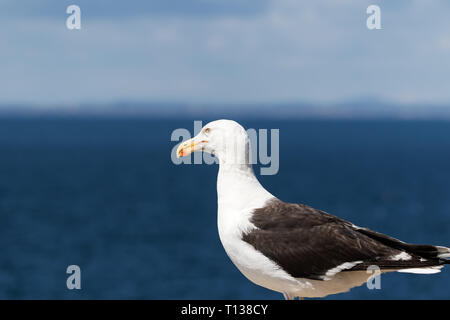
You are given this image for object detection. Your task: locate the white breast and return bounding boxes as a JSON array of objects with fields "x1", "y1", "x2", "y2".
[{"x1": 216, "y1": 165, "x2": 306, "y2": 293}]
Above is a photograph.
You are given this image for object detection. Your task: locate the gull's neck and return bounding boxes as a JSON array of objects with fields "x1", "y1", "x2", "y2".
[
  {"x1": 217, "y1": 162, "x2": 274, "y2": 215},
  {"x1": 214, "y1": 134, "x2": 275, "y2": 239}
]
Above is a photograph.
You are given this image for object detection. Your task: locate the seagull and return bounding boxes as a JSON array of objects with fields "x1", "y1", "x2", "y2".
[{"x1": 176, "y1": 119, "x2": 449, "y2": 299}]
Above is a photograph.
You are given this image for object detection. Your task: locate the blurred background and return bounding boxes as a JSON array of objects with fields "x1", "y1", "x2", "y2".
[{"x1": 0, "y1": 0, "x2": 449, "y2": 299}]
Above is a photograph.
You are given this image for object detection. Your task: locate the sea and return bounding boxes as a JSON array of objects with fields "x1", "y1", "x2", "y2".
[{"x1": 0, "y1": 116, "x2": 449, "y2": 299}]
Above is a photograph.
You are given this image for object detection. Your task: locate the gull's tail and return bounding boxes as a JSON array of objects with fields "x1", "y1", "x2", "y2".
[
  {"x1": 354, "y1": 227, "x2": 449, "y2": 274},
  {"x1": 436, "y1": 246, "x2": 450, "y2": 259}
]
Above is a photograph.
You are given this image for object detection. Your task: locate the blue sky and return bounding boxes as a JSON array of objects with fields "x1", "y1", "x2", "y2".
[{"x1": 1, "y1": 0, "x2": 450, "y2": 107}]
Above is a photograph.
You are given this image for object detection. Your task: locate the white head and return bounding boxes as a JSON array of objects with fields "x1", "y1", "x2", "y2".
[{"x1": 176, "y1": 119, "x2": 251, "y2": 165}]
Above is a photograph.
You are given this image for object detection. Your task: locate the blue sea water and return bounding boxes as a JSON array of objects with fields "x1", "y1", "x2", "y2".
[{"x1": 0, "y1": 117, "x2": 449, "y2": 299}]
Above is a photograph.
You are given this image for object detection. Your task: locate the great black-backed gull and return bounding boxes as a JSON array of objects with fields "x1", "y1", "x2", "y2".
[{"x1": 176, "y1": 119, "x2": 449, "y2": 299}]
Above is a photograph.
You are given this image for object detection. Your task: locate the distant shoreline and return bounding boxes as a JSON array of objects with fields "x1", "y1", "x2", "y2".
[{"x1": 1, "y1": 101, "x2": 450, "y2": 120}]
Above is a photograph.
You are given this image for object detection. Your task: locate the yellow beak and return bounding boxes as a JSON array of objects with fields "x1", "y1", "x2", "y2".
[{"x1": 176, "y1": 137, "x2": 208, "y2": 158}]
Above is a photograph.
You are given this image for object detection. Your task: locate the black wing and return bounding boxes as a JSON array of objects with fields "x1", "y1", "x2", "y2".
[{"x1": 242, "y1": 199, "x2": 447, "y2": 280}]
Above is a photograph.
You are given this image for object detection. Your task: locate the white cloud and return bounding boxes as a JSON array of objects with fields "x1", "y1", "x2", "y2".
[{"x1": 1, "y1": 0, "x2": 450, "y2": 106}]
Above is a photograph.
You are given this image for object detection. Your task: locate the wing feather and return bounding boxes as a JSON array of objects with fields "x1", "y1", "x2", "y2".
[{"x1": 242, "y1": 199, "x2": 446, "y2": 280}]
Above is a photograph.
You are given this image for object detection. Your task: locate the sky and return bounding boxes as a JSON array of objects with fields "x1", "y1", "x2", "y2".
[{"x1": 1, "y1": 0, "x2": 450, "y2": 108}]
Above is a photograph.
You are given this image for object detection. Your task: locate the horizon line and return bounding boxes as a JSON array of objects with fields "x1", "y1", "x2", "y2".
[{"x1": 1, "y1": 100, "x2": 450, "y2": 120}]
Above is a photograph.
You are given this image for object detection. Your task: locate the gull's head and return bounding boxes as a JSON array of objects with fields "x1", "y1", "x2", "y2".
[{"x1": 176, "y1": 119, "x2": 249, "y2": 164}]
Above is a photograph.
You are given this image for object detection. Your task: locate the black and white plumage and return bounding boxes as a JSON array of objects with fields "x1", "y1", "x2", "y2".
[{"x1": 176, "y1": 119, "x2": 450, "y2": 299}]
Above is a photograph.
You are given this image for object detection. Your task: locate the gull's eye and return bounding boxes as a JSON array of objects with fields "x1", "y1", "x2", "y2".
[{"x1": 204, "y1": 128, "x2": 211, "y2": 134}]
